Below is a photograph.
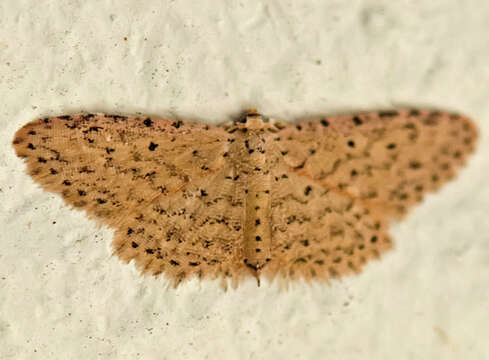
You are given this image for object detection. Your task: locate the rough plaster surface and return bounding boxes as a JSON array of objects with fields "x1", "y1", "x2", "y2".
[{"x1": 0, "y1": 1, "x2": 488, "y2": 359}]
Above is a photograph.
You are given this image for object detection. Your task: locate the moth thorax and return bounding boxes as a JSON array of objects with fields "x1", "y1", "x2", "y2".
[{"x1": 244, "y1": 115, "x2": 266, "y2": 130}]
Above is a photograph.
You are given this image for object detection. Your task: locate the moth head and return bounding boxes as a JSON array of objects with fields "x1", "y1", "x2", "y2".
[{"x1": 234, "y1": 109, "x2": 271, "y2": 131}]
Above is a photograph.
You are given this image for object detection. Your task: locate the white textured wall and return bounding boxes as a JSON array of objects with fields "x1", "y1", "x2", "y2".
[{"x1": 1, "y1": 1, "x2": 488, "y2": 359}]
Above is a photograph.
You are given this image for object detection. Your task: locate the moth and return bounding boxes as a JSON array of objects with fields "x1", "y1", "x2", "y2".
[{"x1": 12, "y1": 109, "x2": 478, "y2": 287}]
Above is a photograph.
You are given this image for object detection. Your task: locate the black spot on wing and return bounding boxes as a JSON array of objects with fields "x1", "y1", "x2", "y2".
[
  {"x1": 378, "y1": 110, "x2": 399, "y2": 118},
  {"x1": 143, "y1": 118, "x2": 153, "y2": 127},
  {"x1": 148, "y1": 142, "x2": 158, "y2": 151}
]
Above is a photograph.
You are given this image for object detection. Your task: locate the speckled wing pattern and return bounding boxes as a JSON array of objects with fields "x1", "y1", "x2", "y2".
[{"x1": 12, "y1": 109, "x2": 477, "y2": 286}]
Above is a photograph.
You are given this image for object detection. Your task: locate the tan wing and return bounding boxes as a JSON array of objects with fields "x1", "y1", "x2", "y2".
[
  {"x1": 273, "y1": 109, "x2": 478, "y2": 218},
  {"x1": 112, "y1": 165, "x2": 249, "y2": 286},
  {"x1": 13, "y1": 114, "x2": 248, "y2": 285},
  {"x1": 13, "y1": 114, "x2": 230, "y2": 225},
  {"x1": 262, "y1": 156, "x2": 391, "y2": 283}
]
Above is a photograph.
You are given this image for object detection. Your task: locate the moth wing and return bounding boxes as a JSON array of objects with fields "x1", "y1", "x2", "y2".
[
  {"x1": 264, "y1": 166, "x2": 391, "y2": 282},
  {"x1": 13, "y1": 114, "x2": 231, "y2": 228},
  {"x1": 273, "y1": 109, "x2": 478, "y2": 218},
  {"x1": 111, "y1": 164, "x2": 250, "y2": 286}
]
